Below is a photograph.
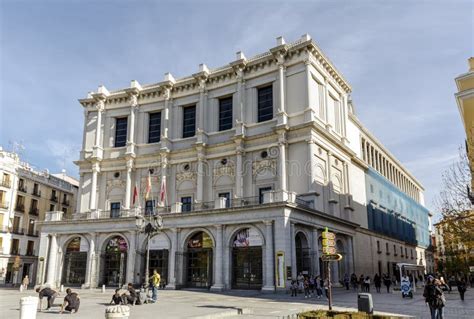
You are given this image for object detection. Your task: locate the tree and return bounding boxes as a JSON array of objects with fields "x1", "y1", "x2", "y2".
[{"x1": 434, "y1": 146, "x2": 474, "y2": 275}]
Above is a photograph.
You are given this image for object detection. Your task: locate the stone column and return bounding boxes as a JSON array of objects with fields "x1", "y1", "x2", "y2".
[
  {"x1": 211, "y1": 225, "x2": 224, "y2": 291},
  {"x1": 127, "y1": 95, "x2": 138, "y2": 147},
  {"x1": 76, "y1": 173, "x2": 84, "y2": 213},
  {"x1": 235, "y1": 140, "x2": 244, "y2": 198},
  {"x1": 323, "y1": 78, "x2": 329, "y2": 124},
  {"x1": 94, "y1": 100, "x2": 104, "y2": 148},
  {"x1": 84, "y1": 233, "x2": 96, "y2": 288},
  {"x1": 126, "y1": 231, "x2": 136, "y2": 284},
  {"x1": 45, "y1": 234, "x2": 58, "y2": 287},
  {"x1": 278, "y1": 62, "x2": 286, "y2": 113},
  {"x1": 124, "y1": 159, "x2": 133, "y2": 209},
  {"x1": 347, "y1": 236, "x2": 354, "y2": 275},
  {"x1": 167, "y1": 228, "x2": 178, "y2": 289},
  {"x1": 278, "y1": 133, "x2": 287, "y2": 192},
  {"x1": 82, "y1": 109, "x2": 89, "y2": 151},
  {"x1": 160, "y1": 152, "x2": 169, "y2": 207},
  {"x1": 312, "y1": 228, "x2": 320, "y2": 275},
  {"x1": 305, "y1": 60, "x2": 312, "y2": 109},
  {"x1": 262, "y1": 220, "x2": 275, "y2": 292},
  {"x1": 290, "y1": 222, "x2": 296, "y2": 279},
  {"x1": 89, "y1": 163, "x2": 100, "y2": 211},
  {"x1": 196, "y1": 148, "x2": 205, "y2": 203},
  {"x1": 307, "y1": 139, "x2": 317, "y2": 192}
]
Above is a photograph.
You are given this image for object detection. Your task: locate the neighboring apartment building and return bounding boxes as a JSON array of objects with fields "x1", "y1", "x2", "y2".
[
  {"x1": 37, "y1": 35, "x2": 430, "y2": 291},
  {"x1": 0, "y1": 147, "x2": 78, "y2": 286},
  {"x1": 455, "y1": 57, "x2": 474, "y2": 202}
]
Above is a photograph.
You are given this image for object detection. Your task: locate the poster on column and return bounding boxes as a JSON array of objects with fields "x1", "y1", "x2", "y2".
[{"x1": 276, "y1": 251, "x2": 285, "y2": 288}]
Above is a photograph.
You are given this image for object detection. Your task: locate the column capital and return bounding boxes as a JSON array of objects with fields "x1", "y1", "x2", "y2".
[
  {"x1": 95, "y1": 99, "x2": 105, "y2": 112},
  {"x1": 92, "y1": 162, "x2": 101, "y2": 173},
  {"x1": 126, "y1": 159, "x2": 134, "y2": 170}
]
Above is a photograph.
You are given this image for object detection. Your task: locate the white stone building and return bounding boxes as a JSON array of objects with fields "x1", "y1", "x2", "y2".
[
  {"x1": 0, "y1": 147, "x2": 78, "y2": 286},
  {"x1": 37, "y1": 35, "x2": 430, "y2": 291}
]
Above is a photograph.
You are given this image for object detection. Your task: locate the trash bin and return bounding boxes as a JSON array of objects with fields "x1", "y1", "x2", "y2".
[
  {"x1": 20, "y1": 296, "x2": 39, "y2": 319},
  {"x1": 357, "y1": 293, "x2": 373, "y2": 314},
  {"x1": 105, "y1": 305, "x2": 130, "y2": 319}
]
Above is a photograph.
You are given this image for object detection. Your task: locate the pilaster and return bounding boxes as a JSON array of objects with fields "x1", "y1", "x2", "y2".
[{"x1": 210, "y1": 225, "x2": 224, "y2": 291}]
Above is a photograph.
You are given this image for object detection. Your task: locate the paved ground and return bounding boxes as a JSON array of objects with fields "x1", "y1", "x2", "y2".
[{"x1": 1, "y1": 286, "x2": 472, "y2": 318}]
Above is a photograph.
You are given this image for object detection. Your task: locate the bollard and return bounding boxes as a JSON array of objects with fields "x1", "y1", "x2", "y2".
[
  {"x1": 20, "y1": 296, "x2": 39, "y2": 319},
  {"x1": 102, "y1": 284, "x2": 106, "y2": 293},
  {"x1": 105, "y1": 305, "x2": 130, "y2": 319},
  {"x1": 60, "y1": 285, "x2": 64, "y2": 292}
]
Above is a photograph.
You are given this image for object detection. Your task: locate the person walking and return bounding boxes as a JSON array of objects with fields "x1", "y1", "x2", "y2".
[
  {"x1": 343, "y1": 273, "x2": 350, "y2": 290},
  {"x1": 374, "y1": 273, "x2": 381, "y2": 293},
  {"x1": 364, "y1": 276, "x2": 371, "y2": 292},
  {"x1": 36, "y1": 287, "x2": 59, "y2": 311},
  {"x1": 383, "y1": 274, "x2": 392, "y2": 293},
  {"x1": 21, "y1": 275, "x2": 29, "y2": 290},
  {"x1": 60, "y1": 288, "x2": 80, "y2": 314},
  {"x1": 309, "y1": 275, "x2": 315, "y2": 294},
  {"x1": 359, "y1": 274, "x2": 365, "y2": 291},
  {"x1": 290, "y1": 280, "x2": 298, "y2": 297},
  {"x1": 304, "y1": 277, "x2": 311, "y2": 298},
  {"x1": 350, "y1": 273, "x2": 358, "y2": 291},
  {"x1": 315, "y1": 276, "x2": 323, "y2": 298},
  {"x1": 150, "y1": 269, "x2": 161, "y2": 303},
  {"x1": 457, "y1": 277, "x2": 467, "y2": 301},
  {"x1": 423, "y1": 277, "x2": 446, "y2": 319}
]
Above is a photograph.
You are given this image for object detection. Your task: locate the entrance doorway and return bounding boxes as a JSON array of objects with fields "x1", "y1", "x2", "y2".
[
  {"x1": 101, "y1": 236, "x2": 128, "y2": 287},
  {"x1": 231, "y1": 228, "x2": 263, "y2": 289},
  {"x1": 149, "y1": 250, "x2": 168, "y2": 287},
  {"x1": 62, "y1": 237, "x2": 87, "y2": 286},
  {"x1": 295, "y1": 232, "x2": 311, "y2": 275},
  {"x1": 186, "y1": 232, "x2": 213, "y2": 288}
]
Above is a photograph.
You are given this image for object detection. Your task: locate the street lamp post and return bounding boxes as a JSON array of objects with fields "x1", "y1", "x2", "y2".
[{"x1": 135, "y1": 211, "x2": 163, "y2": 287}]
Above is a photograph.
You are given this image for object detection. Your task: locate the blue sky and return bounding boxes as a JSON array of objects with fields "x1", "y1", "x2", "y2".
[{"x1": 0, "y1": 0, "x2": 472, "y2": 215}]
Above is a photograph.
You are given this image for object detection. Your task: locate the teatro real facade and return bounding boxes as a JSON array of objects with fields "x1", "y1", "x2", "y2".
[{"x1": 37, "y1": 34, "x2": 430, "y2": 292}]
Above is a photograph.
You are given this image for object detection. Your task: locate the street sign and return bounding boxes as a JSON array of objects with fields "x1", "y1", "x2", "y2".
[
  {"x1": 322, "y1": 247, "x2": 337, "y2": 254},
  {"x1": 322, "y1": 232, "x2": 335, "y2": 240},
  {"x1": 321, "y1": 253, "x2": 342, "y2": 261},
  {"x1": 322, "y1": 239, "x2": 335, "y2": 247}
]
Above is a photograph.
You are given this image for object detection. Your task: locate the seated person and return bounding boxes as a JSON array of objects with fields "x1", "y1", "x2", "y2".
[
  {"x1": 36, "y1": 287, "x2": 59, "y2": 311},
  {"x1": 110, "y1": 289, "x2": 123, "y2": 305},
  {"x1": 121, "y1": 283, "x2": 137, "y2": 305},
  {"x1": 60, "y1": 288, "x2": 80, "y2": 314}
]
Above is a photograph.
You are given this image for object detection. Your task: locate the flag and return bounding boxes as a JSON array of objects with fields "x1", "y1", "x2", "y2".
[
  {"x1": 159, "y1": 176, "x2": 167, "y2": 206},
  {"x1": 145, "y1": 173, "x2": 152, "y2": 200},
  {"x1": 132, "y1": 184, "x2": 138, "y2": 206}
]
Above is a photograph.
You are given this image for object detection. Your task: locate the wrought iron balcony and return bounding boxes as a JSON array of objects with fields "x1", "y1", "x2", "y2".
[
  {"x1": 18, "y1": 185, "x2": 27, "y2": 193},
  {"x1": 29, "y1": 208, "x2": 39, "y2": 216},
  {"x1": 15, "y1": 204, "x2": 25, "y2": 212},
  {"x1": 50, "y1": 195, "x2": 58, "y2": 202},
  {"x1": 11, "y1": 227, "x2": 24, "y2": 235},
  {"x1": 0, "y1": 201, "x2": 9, "y2": 210},
  {"x1": 62, "y1": 199, "x2": 70, "y2": 206},
  {"x1": 0, "y1": 179, "x2": 11, "y2": 188},
  {"x1": 32, "y1": 189, "x2": 41, "y2": 197}
]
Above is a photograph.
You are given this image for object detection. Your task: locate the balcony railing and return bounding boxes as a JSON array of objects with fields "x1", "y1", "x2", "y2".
[
  {"x1": 62, "y1": 199, "x2": 70, "y2": 206},
  {"x1": 0, "y1": 201, "x2": 9, "y2": 209},
  {"x1": 0, "y1": 226, "x2": 11, "y2": 233},
  {"x1": 18, "y1": 185, "x2": 27, "y2": 193},
  {"x1": 29, "y1": 208, "x2": 39, "y2": 216},
  {"x1": 10, "y1": 249, "x2": 20, "y2": 255},
  {"x1": 32, "y1": 189, "x2": 41, "y2": 197},
  {"x1": 11, "y1": 227, "x2": 24, "y2": 235},
  {"x1": 25, "y1": 250, "x2": 36, "y2": 256},
  {"x1": 27, "y1": 229, "x2": 39, "y2": 237},
  {"x1": 50, "y1": 195, "x2": 58, "y2": 202},
  {"x1": 53, "y1": 191, "x2": 314, "y2": 222},
  {"x1": 15, "y1": 204, "x2": 25, "y2": 212},
  {"x1": 1, "y1": 179, "x2": 11, "y2": 188}
]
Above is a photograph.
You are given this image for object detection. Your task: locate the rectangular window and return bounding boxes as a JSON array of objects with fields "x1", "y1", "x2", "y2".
[
  {"x1": 386, "y1": 242, "x2": 389, "y2": 255},
  {"x1": 394, "y1": 244, "x2": 397, "y2": 256},
  {"x1": 148, "y1": 112, "x2": 162, "y2": 143},
  {"x1": 181, "y1": 196, "x2": 192, "y2": 212},
  {"x1": 110, "y1": 202, "x2": 121, "y2": 218},
  {"x1": 405, "y1": 248, "x2": 408, "y2": 258},
  {"x1": 218, "y1": 97, "x2": 233, "y2": 131},
  {"x1": 257, "y1": 85, "x2": 273, "y2": 122},
  {"x1": 259, "y1": 187, "x2": 272, "y2": 204},
  {"x1": 51, "y1": 189, "x2": 57, "y2": 202},
  {"x1": 145, "y1": 200, "x2": 155, "y2": 216},
  {"x1": 13, "y1": 216, "x2": 21, "y2": 233},
  {"x1": 400, "y1": 246, "x2": 403, "y2": 257},
  {"x1": 27, "y1": 241, "x2": 34, "y2": 255},
  {"x1": 11, "y1": 239, "x2": 19, "y2": 255},
  {"x1": 62, "y1": 207, "x2": 67, "y2": 214},
  {"x1": 49, "y1": 204, "x2": 55, "y2": 211},
  {"x1": 114, "y1": 117, "x2": 128, "y2": 147},
  {"x1": 377, "y1": 240, "x2": 381, "y2": 253},
  {"x1": 182, "y1": 105, "x2": 196, "y2": 138},
  {"x1": 218, "y1": 192, "x2": 231, "y2": 208}
]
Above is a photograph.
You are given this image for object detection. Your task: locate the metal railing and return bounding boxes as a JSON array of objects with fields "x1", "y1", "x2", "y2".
[
  {"x1": 62, "y1": 199, "x2": 70, "y2": 206},
  {"x1": 27, "y1": 229, "x2": 39, "y2": 237},
  {"x1": 29, "y1": 208, "x2": 39, "y2": 216},
  {"x1": 18, "y1": 185, "x2": 27, "y2": 193},
  {"x1": 15, "y1": 204, "x2": 25, "y2": 212},
  {"x1": 11, "y1": 227, "x2": 24, "y2": 235},
  {"x1": 32, "y1": 189, "x2": 41, "y2": 197},
  {"x1": 0, "y1": 201, "x2": 9, "y2": 209},
  {"x1": 50, "y1": 195, "x2": 58, "y2": 202}
]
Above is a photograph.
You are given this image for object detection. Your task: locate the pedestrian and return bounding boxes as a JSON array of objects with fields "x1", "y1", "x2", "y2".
[
  {"x1": 297, "y1": 273, "x2": 304, "y2": 292},
  {"x1": 309, "y1": 275, "x2": 315, "y2": 294},
  {"x1": 457, "y1": 278, "x2": 467, "y2": 301},
  {"x1": 423, "y1": 277, "x2": 446, "y2": 319},
  {"x1": 315, "y1": 276, "x2": 323, "y2": 298},
  {"x1": 350, "y1": 273, "x2": 358, "y2": 291},
  {"x1": 36, "y1": 287, "x2": 59, "y2": 311},
  {"x1": 60, "y1": 288, "x2": 80, "y2": 314},
  {"x1": 21, "y1": 275, "x2": 29, "y2": 290},
  {"x1": 110, "y1": 289, "x2": 123, "y2": 305},
  {"x1": 364, "y1": 276, "x2": 371, "y2": 292},
  {"x1": 290, "y1": 280, "x2": 298, "y2": 297},
  {"x1": 122, "y1": 283, "x2": 137, "y2": 305},
  {"x1": 150, "y1": 269, "x2": 161, "y2": 303},
  {"x1": 304, "y1": 277, "x2": 311, "y2": 298},
  {"x1": 343, "y1": 273, "x2": 350, "y2": 290},
  {"x1": 383, "y1": 274, "x2": 392, "y2": 293},
  {"x1": 359, "y1": 274, "x2": 365, "y2": 291},
  {"x1": 374, "y1": 273, "x2": 381, "y2": 293}
]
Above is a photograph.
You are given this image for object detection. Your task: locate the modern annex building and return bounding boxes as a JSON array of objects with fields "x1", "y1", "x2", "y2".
[{"x1": 37, "y1": 35, "x2": 430, "y2": 291}]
